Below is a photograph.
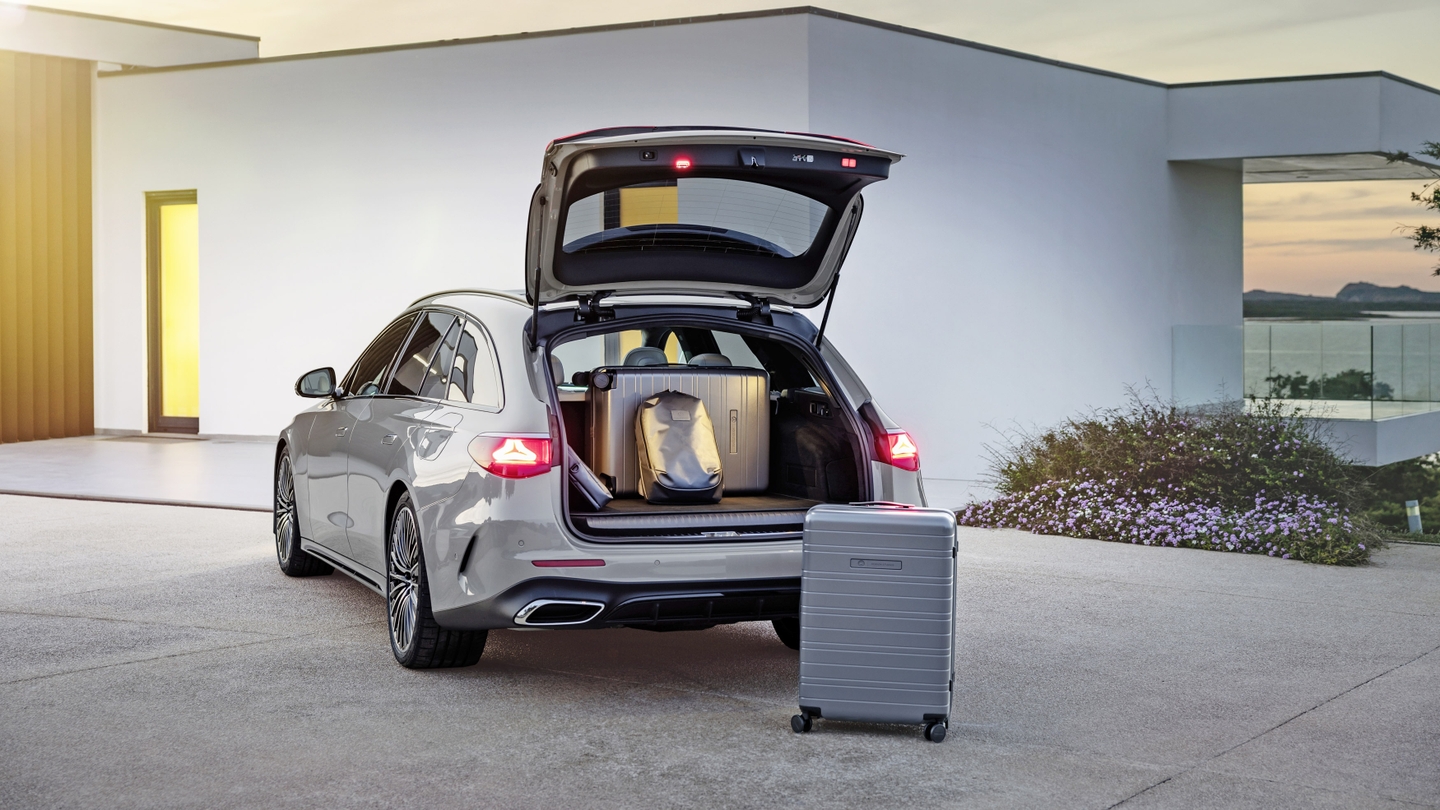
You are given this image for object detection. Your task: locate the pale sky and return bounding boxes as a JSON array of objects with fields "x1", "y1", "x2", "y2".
[{"x1": 32, "y1": 0, "x2": 1440, "y2": 295}]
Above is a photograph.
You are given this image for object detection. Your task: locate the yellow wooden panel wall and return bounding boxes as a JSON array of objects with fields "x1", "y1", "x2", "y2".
[{"x1": 0, "y1": 50, "x2": 93, "y2": 444}]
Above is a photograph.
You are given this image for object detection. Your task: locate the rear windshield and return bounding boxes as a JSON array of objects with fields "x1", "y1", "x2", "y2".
[
  {"x1": 561, "y1": 178, "x2": 830, "y2": 259},
  {"x1": 550, "y1": 326, "x2": 818, "y2": 391}
]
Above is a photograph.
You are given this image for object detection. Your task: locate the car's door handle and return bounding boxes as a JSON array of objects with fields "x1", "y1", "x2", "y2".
[
  {"x1": 382, "y1": 434, "x2": 397, "y2": 445},
  {"x1": 335, "y1": 427, "x2": 348, "y2": 437}
]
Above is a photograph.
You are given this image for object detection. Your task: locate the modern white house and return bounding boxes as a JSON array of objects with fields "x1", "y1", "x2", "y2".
[{"x1": 4, "y1": 3, "x2": 1440, "y2": 503}]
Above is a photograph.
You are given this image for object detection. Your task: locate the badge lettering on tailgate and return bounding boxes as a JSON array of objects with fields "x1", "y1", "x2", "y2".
[{"x1": 850, "y1": 558, "x2": 902, "y2": 570}]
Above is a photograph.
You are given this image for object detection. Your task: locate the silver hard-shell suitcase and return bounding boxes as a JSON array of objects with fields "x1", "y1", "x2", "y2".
[
  {"x1": 793, "y1": 503, "x2": 958, "y2": 742},
  {"x1": 588, "y1": 366, "x2": 770, "y2": 496}
]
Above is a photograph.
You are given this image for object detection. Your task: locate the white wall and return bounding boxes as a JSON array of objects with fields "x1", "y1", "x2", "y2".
[
  {"x1": 1316, "y1": 409, "x2": 1440, "y2": 467},
  {"x1": 95, "y1": 14, "x2": 812, "y2": 440},
  {"x1": 1380, "y1": 79, "x2": 1440, "y2": 160},
  {"x1": 95, "y1": 11, "x2": 1256, "y2": 503},
  {"x1": 1167, "y1": 162, "x2": 1243, "y2": 405},
  {"x1": 1168, "y1": 75, "x2": 1440, "y2": 161},
  {"x1": 0, "y1": 4, "x2": 256, "y2": 66},
  {"x1": 804, "y1": 15, "x2": 1182, "y2": 501}
]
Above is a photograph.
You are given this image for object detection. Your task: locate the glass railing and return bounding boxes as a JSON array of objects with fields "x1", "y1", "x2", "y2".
[{"x1": 1244, "y1": 320, "x2": 1440, "y2": 420}]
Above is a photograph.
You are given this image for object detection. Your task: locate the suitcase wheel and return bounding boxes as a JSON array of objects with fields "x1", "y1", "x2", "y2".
[
  {"x1": 924, "y1": 722, "x2": 947, "y2": 743},
  {"x1": 790, "y1": 714, "x2": 812, "y2": 734}
]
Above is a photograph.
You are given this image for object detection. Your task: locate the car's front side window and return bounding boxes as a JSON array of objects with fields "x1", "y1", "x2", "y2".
[
  {"x1": 446, "y1": 319, "x2": 502, "y2": 409},
  {"x1": 343, "y1": 314, "x2": 417, "y2": 397},
  {"x1": 388, "y1": 311, "x2": 456, "y2": 397}
]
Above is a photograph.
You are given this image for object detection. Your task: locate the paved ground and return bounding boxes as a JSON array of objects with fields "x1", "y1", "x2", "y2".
[
  {"x1": 0, "y1": 435, "x2": 272, "y2": 511},
  {"x1": 2, "y1": 493, "x2": 1437, "y2": 809}
]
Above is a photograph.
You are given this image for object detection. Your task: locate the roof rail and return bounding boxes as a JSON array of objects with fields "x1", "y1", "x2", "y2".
[{"x1": 408, "y1": 288, "x2": 528, "y2": 307}]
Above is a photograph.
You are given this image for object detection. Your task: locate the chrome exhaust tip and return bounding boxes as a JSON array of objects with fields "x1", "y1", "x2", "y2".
[{"x1": 514, "y1": 599, "x2": 606, "y2": 626}]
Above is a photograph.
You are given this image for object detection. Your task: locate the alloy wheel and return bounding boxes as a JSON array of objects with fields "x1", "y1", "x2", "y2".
[
  {"x1": 387, "y1": 506, "x2": 422, "y2": 655},
  {"x1": 275, "y1": 456, "x2": 296, "y2": 567}
]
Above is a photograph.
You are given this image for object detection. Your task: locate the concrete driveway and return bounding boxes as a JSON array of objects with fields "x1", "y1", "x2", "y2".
[{"x1": 2, "y1": 493, "x2": 1437, "y2": 809}]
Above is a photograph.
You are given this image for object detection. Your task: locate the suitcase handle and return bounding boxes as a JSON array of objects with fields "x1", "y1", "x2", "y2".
[{"x1": 848, "y1": 500, "x2": 914, "y2": 508}]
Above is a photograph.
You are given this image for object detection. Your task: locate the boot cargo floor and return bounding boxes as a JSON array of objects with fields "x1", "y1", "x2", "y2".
[{"x1": 572, "y1": 495, "x2": 819, "y2": 540}]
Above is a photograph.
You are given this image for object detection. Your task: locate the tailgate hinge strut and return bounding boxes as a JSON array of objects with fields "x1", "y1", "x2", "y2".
[
  {"x1": 528, "y1": 291, "x2": 541, "y2": 351},
  {"x1": 813, "y1": 272, "x2": 841, "y2": 348}
]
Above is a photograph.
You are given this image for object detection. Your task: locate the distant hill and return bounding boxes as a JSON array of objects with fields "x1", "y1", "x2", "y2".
[
  {"x1": 1244, "y1": 289, "x2": 1334, "y2": 303},
  {"x1": 1244, "y1": 283, "x2": 1440, "y2": 318},
  {"x1": 1335, "y1": 282, "x2": 1440, "y2": 305}
]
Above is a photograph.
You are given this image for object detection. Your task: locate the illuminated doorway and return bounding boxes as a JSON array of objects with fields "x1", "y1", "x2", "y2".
[{"x1": 146, "y1": 191, "x2": 199, "y2": 434}]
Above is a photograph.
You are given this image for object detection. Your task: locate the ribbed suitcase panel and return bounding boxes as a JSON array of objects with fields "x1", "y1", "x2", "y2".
[
  {"x1": 803, "y1": 611, "x2": 954, "y2": 636},
  {"x1": 802, "y1": 680, "x2": 952, "y2": 704},
  {"x1": 589, "y1": 367, "x2": 770, "y2": 496},
  {"x1": 799, "y1": 505, "x2": 957, "y2": 725},
  {"x1": 802, "y1": 577, "x2": 955, "y2": 603},
  {"x1": 802, "y1": 647, "x2": 951, "y2": 672},
  {"x1": 799, "y1": 529, "x2": 954, "y2": 551}
]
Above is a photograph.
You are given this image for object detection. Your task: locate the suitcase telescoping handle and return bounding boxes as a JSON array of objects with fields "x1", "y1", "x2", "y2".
[{"x1": 848, "y1": 500, "x2": 914, "y2": 509}]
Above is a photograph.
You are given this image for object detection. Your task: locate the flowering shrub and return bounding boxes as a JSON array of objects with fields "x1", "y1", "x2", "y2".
[
  {"x1": 960, "y1": 397, "x2": 1379, "y2": 565},
  {"x1": 959, "y1": 478, "x2": 1369, "y2": 565}
]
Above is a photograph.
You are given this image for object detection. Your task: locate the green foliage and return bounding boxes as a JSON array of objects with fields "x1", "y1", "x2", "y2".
[
  {"x1": 992, "y1": 397, "x2": 1358, "y2": 511},
  {"x1": 979, "y1": 395, "x2": 1383, "y2": 564},
  {"x1": 1384, "y1": 141, "x2": 1440, "y2": 275},
  {"x1": 1354, "y1": 454, "x2": 1440, "y2": 536}
]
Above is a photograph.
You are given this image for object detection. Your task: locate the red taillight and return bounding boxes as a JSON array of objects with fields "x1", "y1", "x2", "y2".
[
  {"x1": 841, "y1": 157, "x2": 857, "y2": 168},
  {"x1": 876, "y1": 430, "x2": 920, "y2": 472},
  {"x1": 674, "y1": 157, "x2": 692, "y2": 170},
  {"x1": 858, "y1": 403, "x2": 919, "y2": 472},
  {"x1": 531, "y1": 559, "x2": 606, "y2": 568},
  {"x1": 469, "y1": 435, "x2": 552, "y2": 479}
]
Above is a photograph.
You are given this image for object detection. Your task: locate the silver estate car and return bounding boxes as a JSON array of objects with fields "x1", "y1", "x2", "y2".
[{"x1": 275, "y1": 127, "x2": 926, "y2": 668}]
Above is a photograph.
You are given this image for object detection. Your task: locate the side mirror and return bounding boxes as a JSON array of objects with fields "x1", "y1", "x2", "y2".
[{"x1": 296, "y1": 367, "x2": 339, "y2": 398}]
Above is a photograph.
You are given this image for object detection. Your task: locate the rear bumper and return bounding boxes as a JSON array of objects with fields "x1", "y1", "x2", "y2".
[{"x1": 432, "y1": 576, "x2": 800, "y2": 631}]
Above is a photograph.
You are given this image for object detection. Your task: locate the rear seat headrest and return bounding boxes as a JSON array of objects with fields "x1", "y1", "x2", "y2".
[
  {"x1": 550, "y1": 355, "x2": 565, "y2": 382},
  {"x1": 623, "y1": 347, "x2": 669, "y2": 366},
  {"x1": 688, "y1": 353, "x2": 731, "y2": 367}
]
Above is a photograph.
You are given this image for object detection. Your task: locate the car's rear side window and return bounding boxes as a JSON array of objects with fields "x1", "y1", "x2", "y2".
[
  {"x1": 445, "y1": 319, "x2": 503, "y2": 409},
  {"x1": 343, "y1": 314, "x2": 417, "y2": 397},
  {"x1": 389, "y1": 311, "x2": 456, "y2": 397},
  {"x1": 418, "y1": 319, "x2": 461, "y2": 400}
]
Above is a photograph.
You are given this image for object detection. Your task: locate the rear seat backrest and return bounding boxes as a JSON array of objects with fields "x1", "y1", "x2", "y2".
[
  {"x1": 623, "y1": 347, "x2": 668, "y2": 366},
  {"x1": 688, "y1": 353, "x2": 731, "y2": 367}
]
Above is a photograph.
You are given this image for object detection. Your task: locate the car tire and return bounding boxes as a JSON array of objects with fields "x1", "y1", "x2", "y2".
[
  {"x1": 772, "y1": 617, "x2": 801, "y2": 650},
  {"x1": 387, "y1": 492, "x2": 487, "y2": 669},
  {"x1": 274, "y1": 452, "x2": 333, "y2": 577}
]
